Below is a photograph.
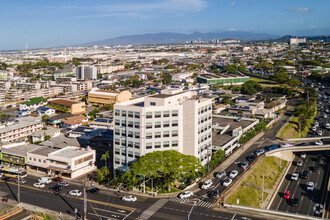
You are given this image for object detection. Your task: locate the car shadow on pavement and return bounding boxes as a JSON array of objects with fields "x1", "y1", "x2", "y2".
[
  {"x1": 57, "y1": 193, "x2": 81, "y2": 218},
  {"x1": 5, "y1": 182, "x2": 17, "y2": 201}
]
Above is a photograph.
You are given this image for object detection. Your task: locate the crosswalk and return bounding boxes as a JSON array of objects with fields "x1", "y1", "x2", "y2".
[{"x1": 169, "y1": 197, "x2": 213, "y2": 208}]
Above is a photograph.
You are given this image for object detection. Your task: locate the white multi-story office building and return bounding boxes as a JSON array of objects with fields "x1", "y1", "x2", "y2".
[
  {"x1": 113, "y1": 89, "x2": 213, "y2": 171},
  {"x1": 75, "y1": 65, "x2": 97, "y2": 81}
]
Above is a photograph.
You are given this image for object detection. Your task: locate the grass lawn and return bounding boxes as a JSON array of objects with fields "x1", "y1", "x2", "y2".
[
  {"x1": 280, "y1": 110, "x2": 316, "y2": 139},
  {"x1": 226, "y1": 156, "x2": 287, "y2": 208},
  {"x1": 250, "y1": 77, "x2": 280, "y2": 87}
]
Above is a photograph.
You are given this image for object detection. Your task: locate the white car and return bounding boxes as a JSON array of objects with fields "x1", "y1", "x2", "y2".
[
  {"x1": 68, "y1": 190, "x2": 82, "y2": 197},
  {"x1": 297, "y1": 159, "x2": 303, "y2": 167},
  {"x1": 33, "y1": 182, "x2": 45, "y2": 189},
  {"x1": 122, "y1": 195, "x2": 137, "y2": 202},
  {"x1": 314, "y1": 122, "x2": 319, "y2": 127},
  {"x1": 306, "y1": 182, "x2": 314, "y2": 191},
  {"x1": 318, "y1": 130, "x2": 323, "y2": 136},
  {"x1": 312, "y1": 126, "x2": 317, "y2": 131},
  {"x1": 280, "y1": 143, "x2": 293, "y2": 148},
  {"x1": 216, "y1": 171, "x2": 226, "y2": 179},
  {"x1": 229, "y1": 170, "x2": 239, "y2": 178},
  {"x1": 301, "y1": 152, "x2": 306, "y2": 158},
  {"x1": 255, "y1": 149, "x2": 265, "y2": 156},
  {"x1": 58, "y1": 182, "x2": 69, "y2": 187},
  {"x1": 326, "y1": 123, "x2": 330, "y2": 129},
  {"x1": 291, "y1": 173, "x2": 299, "y2": 181},
  {"x1": 324, "y1": 114, "x2": 327, "y2": 118},
  {"x1": 178, "y1": 191, "x2": 193, "y2": 199},
  {"x1": 315, "y1": 140, "x2": 323, "y2": 145},
  {"x1": 223, "y1": 178, "x2": 233, "y2": 187},
  {"x1": 201, "y1": 179, "x2": 213, "y2": 189}
]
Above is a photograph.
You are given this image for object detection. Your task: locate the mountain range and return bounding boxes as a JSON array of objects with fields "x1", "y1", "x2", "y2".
[{"x1": 82, "y1": 31, "x2": 279, "y2": 46}]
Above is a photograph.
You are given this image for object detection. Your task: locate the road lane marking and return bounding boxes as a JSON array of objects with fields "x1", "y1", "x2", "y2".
[
  {"x1": 94, "y1": 207, "x2": 127, "y2": 216},
  {"x1": 231, "y1": 213, "x2": 236, "y2": 220}
]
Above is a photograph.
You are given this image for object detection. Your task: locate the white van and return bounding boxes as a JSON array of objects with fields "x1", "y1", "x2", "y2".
[{"x1": 38, "y1": 176, "x2": 52, "y2": 184}]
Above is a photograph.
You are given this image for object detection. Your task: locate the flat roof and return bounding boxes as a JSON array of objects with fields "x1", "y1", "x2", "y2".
[
  {"x1": 29, "y1": 146, "x2": 58, "y2": 156},
  {"x1": 48, "y1": 99, "x2": 83, "y2": 107},
  {"x1": 2, "y1": 144, "x2": 42, "y2": 157},
  {"x1": 49, "y1": 146, "x2": 92, "y2": 158},
  {"x1": 0, "y1": 116, "x2": 42, "y2": 134},
  {"x1": 198, "y1": 72, "x2": 249, "y2": 80}
]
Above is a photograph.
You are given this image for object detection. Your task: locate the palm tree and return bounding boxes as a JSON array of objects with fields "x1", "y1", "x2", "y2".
[{"x1": 101, "y1": 151, "x2": 110, "y2": 168}]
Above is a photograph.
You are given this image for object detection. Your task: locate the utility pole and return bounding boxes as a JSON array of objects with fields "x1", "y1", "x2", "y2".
[
  {"x1": 17, "y1": 169, "x2": 20, "y2": 206},
  {"x1": 143, "y1": 176, "x2": 146, "y2": 193},
  {"x1": 151, "y1": 177, "x2": 153, "y2": 197},
  {"x1": 261, "y1": 172, "x2": 264, "y2": 203},
  {"x1": 83, "y1": 184, "x2": 87, "y2": 220}
]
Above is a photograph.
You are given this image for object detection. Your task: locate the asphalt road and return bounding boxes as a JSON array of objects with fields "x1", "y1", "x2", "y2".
[{"x1": 269, "y1": 151, "x2": 330, "y2": 217}]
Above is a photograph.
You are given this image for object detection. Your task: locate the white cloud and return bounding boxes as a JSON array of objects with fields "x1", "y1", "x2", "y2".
[
  {"x1": 74, "y1": 0, "x2": 207, "y2": 18},
  {"x1": 285, "y1": 8, "x2": 310, "y2": 13},
  {"x1": 229, "y1": 27, "x2": 237, "y2": 31},
  {"x1": 231, "y1": 2, "x2": 237, "y2": 6}
]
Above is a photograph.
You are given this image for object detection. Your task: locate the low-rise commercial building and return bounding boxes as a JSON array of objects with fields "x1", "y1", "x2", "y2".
[
  {"x1": 87, "y1": 88, "x2": 132, "y2": 106},
  {"x1": 61, "y1": 115, "x2": 88, "y2": 130},
  {"x1": 48, "y1": 99, "x2": 86, "y2": 114},
  {"x1": 29, "y1": 127, "x2": 61, "y2": 143},
  {"x1": 19, "y1": 97, "x2": 47, "y2": 111},
  {"x1": 197, "y1": 72, "x2": 250, "y2": 85}
]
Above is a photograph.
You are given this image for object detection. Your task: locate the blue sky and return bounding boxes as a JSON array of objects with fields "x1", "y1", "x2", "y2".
[{"x1": 1, "y1": 0, "x2": 329, "y2": 50}]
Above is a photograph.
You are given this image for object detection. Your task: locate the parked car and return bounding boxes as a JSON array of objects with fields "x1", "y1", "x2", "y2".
[
  {"x1": 265, "y1": 145, "x2": 278, "y2": 151},
  {"x1": 280, "y1": 143, "x2": 293, "y2": 148},
  {"x1": 291, "y1": 173, "x2": 299, "y2": 181},
  {"x1": 52, "y1": 177, "x2": 63, "y2": 183},
  {"x1": 68, "y1": 190, "x2": 82, "y2": 197},
  {"x1": 246, "y1": 155, "x2": 255, "y2": 162},
  {"x1": 301, "y1": 152, "x2": 306, "y2": 158},
  {"x1": 38, "y1": 176, "x2": 52, "y2": 184},
  {"x1": 216, "y1": 171, "x2": 226, "y2": 179},
  {"x1": 312, "y1": 126, "x2": 317, "y2": 131},
  {"x1": 326, "y1": 123, "x2": 330, "y2": 129},
  {"x1": 49, "y1": 184, "x2": 62, "y2": 191},
  {"x1": 291, "y1": 197, "x2": 299, "y2": 207},
  {"x1": 284, "y1": 191, "x2": 291, "y2": 199},
  {"x1": 201, "y1": 180, "x2": 213, "y2": 190},
  {"x1": 178, "y1": 191, "x2": 193, "y2": 199},
  {"x1": 229, "y1": 170, "x2": 239, "y2": 178},
  {"x1": 240, "y1": 162, "x2": 249, "y2": 169},
  {"x1": 223, "y1": 178, "x2": 233, "y2": 187},
  {"x1": 295, "y1": 143, "x2": 307, "y2": 146},
  {"x1": 297, "y1": 159, "x2": 303, "y2": 167},
  {"x1": 315, "y1": 121, "x2": 319, "y2": 127},
  {"x1": 208, "y1": 190, "x2": 221, "y2": 199},
  {"x1": 324, "y1": 114, "x2": 327, "y2": 118},
  {"x1": 313, "y1": 165, "x2": 320, "y2": 172},
  {"x1": 33, "y1": 182, "x2": 45, "y2": 189},
  {"x1": 86, "y1": 187, "x2": 100, "y2": 193},
  {"x1": 122, "y1": 195, "x2": 137, "y2": 202},
  {"x1": 255, "y1": 149, "x2": 265, "y2": 156},
  {"x1": 301, "y1": 170, "x2": 309, "y2": 179},
  {"x1": 318, "y1": 130, "x2": 323, "y2": 136},
  {"x1": 306, "y1": 182, "x2": 314, "y2": 191}
]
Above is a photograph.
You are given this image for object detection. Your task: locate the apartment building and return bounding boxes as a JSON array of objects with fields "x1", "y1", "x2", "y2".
[
  {"x1": 87, "y1": 88, "x2": 132, "y2": 106},
  {"x1": 0, "y1": 92, "x2": 4, "y2": 106},
  {"x1": 17, "y1": 82, "x2": 41, "y2": 91},
  {"x1": 19, "y1": 97, "x2": 47, "y2": 111},
  {"x1": 73, "y1": 81, "x2": 93, "y2": 91},
  {"x1": 0, "y1": 81, "x2": 11, "y2": 90},
  {"x1": 0, "y1": 116, "x2": 43, "y2": 143},
  {"x1": 56, "y1": 77, "x2": 76, "y2": 84},
  {"x1": 23, "y1": 87, "x2": 62, "y2": 100},
  {"x1": 97, "y1": 65, "x2": 124, "y2": 74},
  {"x1": 113, "y1": 89, "x2": 213, "y2": 171},
  {"x1": 48, "y1": 55, "x2": 73, "y2": 63},
  {"x1": 50, "y1": 84, "x2": 77, "y2": 93},
  {"x1": 76, "y1": 65, "x2": 97, "y2": 81}
]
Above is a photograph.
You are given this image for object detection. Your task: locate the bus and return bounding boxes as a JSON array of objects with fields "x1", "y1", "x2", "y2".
[{"x1": 1, "y1": 167, "x2": 27, "y2": 179}]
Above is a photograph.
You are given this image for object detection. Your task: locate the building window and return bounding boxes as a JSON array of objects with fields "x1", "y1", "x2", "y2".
[
  {"x1": 172, "y1": 141, "x2": 178, "y2": 147},
  {"x1": 163, "y1": 111, "x2": 170, "y2": 117},
  {"x1": 155, "y1": 122, "x2": 161, "y2": 128},
  {"x1": 121, "y1": 130, "x2": 126, "y2": 136},
  {"x1": 115, "y1": 129, "x2": 120, "y2": 135},
  {"x1": 163, "y1": 131, "x2": 170, "y2": 138},
  {"x1": 155, "y1": 142, "x2": 161, "y2": 148},
  {"x1": 115, "y1": 110, "x2": 120, "y2": 116},
  {"x1": 43, "y1": 160, "x2": 46, "y2": 163},
  {"x1": 128, "y1": 141, "x2": 133, "y2": 147},
  {"x1": 146, "y1": 133, "x2": 152, "y2": 139},
  {"x1": 115, "y1": 159, "x2": 120, "y2": 164},
  {"x1": 115, "y1": 119, "x2": 120, "y2": 126},
  {"x1": 163, "y1": 121, "x2": 170, "y2": 128},
  {"x1": 128, "y1": 111, "x2": 133, "y2": 118},
  {"x1": 155, "y1": 111, "x2": 161, "y2": 118},
  {"x1": 121, "y1": 110, "x2": 126, "y2": 117},
  {"x1": 163, "y1": 141, "x2": 170, "y2": 148},
  {"x1": 135, "y1": 153, "x2": 140, "y2": 159},
  {"x1": 172, "y1": 110, "x2": 178, "y2": 117},
  {"x1": 34, "y1": 158, "x2": 36, "y2": 161},
  {"x1": 115, "y1": 139, "x2": 120, "y2": 145},
  {"x1": 146, "y1": 143, "x2": 152, "y2": 149},
  {"x1": 121, "y1": 120, "x2": 126, "y2": 127},
  {"x1": 155, "y1": 132, "x2": 161, "y2": 138},
  {"x1": 172, "y1": 120, "x2": 178, "y2": 127},
  {"x1": 134, "y1": 142, "x2": 140, "y2": 149},
  {"x1": 121, "y1": 150, "x2": 126, "y2": 156},
  {"x1": 134, "y1": 122, "x2": 140, "y2": 129},
  {"x1": 121, "y1": 140, "x2": 126, "y2": 146},
  {"x1": 38, "y1": 159, "x2": 41, "y2": 162},
  {"x1": 134, "y1": 132, "x2": 140, "y2": 138},
  {"x1": 115, "y1": 149, "x2": 120, "y2": 155},
  {"x1": 128, "y1": 121, "x2": 133, "y2": 128},
  {"x1": 29, "y1": 157, "x2": 32, "y2": 160},
  {"x1": 150, "y1": 102, "x2": 156, "y2": 106},
  {"x1": 128, "y1": 151, "x2": 133, "y2": 157},
  {"x1": 146, "y1": 112, "x2": 152, "y2": 119},
  {"x1": 172, "y1": 130, "x2": 178, "y2": 137},
  {"x1": 146, "y1": 122, "x2": 152, "y2": 129},
  {"x1": 128, "y1": 131, "x2": 133, "y2": 138},
  {"x1": 135, "y1": 112, "x2": 140, "y2": 119}
]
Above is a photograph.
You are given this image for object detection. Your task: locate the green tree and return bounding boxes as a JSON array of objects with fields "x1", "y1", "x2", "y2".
[
  {"x1": 240, "y1": 81, "x2": 263, "y2": 95},
  {"x1": 101, "y1": 151, "x2": 110, "y2": 168},
  {"x1": 162, "y1": 73, "x2": 172, "y2": 85},
  {"x1": 44, "y1": 135, "x2": 51, "y2": 141},
  {"x1": 96, "y1": 166, "x2": 111, "y2": 184},
  {"x1": 222, "y1": 95, "x2": 231, "y2": 105},
  {"x1": 286, "y1": 78, "x2": 302, "y2": 87},
  {"x1": 42, "y1": 115, "x2": 49, "y2": 123},
  {"x1": 272, "y1": 72, "x2": 290, "y2": 83}
]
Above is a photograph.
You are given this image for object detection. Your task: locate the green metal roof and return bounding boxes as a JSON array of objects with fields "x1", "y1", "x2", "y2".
[{"x1": 21, "y1": 97, "x2": 47, "y2": 105}]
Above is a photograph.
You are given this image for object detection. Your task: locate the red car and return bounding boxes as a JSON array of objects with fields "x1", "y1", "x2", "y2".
[
  {"x1": 284, "y1": 191, "x2": 291, "y2": 199},
  {"x1": 52, "y1": 177, "x2": 63, "y2": 183}
]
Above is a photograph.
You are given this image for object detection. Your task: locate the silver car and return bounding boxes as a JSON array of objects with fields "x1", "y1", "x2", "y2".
[{"x1": 216, "y1": 171, "x2": 226, "y2": 179}]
